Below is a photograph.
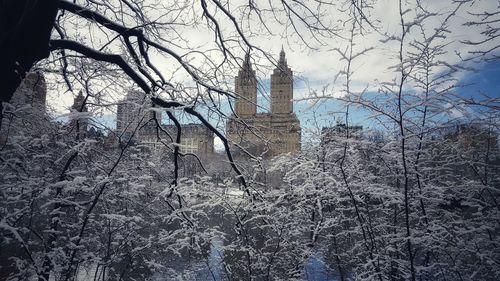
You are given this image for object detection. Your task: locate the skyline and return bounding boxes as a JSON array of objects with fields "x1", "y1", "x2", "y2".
[
  {"x1": 48, "y1": 56, "x2": 500, "y2": 151},
  {"x1": 36, "y1": 0, "x2": 500, "y2": 151}
]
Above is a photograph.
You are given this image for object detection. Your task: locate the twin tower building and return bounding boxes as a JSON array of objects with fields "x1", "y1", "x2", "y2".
[
  {"x1": 226, "y1": 48, "x2": 301, "y2": 157},
  {"x1": 113, "y1": 48, "x2": 301, "y2": 158}
]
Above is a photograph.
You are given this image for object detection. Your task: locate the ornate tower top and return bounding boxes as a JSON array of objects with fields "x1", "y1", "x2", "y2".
[
  {"x1": 237, "y1": 52, "x2": 257, "y2": 83},
  {"x1": 244, "y1": 52, "x2": 252, "y2": 69},
  {"x1": 278, "y1": 45, "x2": 287, "y2": 68},
  {"x1": 273, "y1": 47, "x2": 292, "y2": 77},
  {"x1": 70, "y1": 90, "x2": 88, "y2": 139},
  {"x1": 72, "y1": 90, "x2": 87, "y2": 112},
  {"x1": 271, "y1": 47, "x2": 293, "y2": 114},
  {"x1": 234, "y1": 52, "x2": 257, "y2": 116}
]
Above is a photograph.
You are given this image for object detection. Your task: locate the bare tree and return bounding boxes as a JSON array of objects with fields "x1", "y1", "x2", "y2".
[{"x1": 1, "y1": 0, "x2": 499, "y2": 280}]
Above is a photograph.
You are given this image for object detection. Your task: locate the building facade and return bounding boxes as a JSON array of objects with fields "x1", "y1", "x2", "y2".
[
  {"x1": 321, "y1": 123, "x2": 363, "y2": 145},
  {"x1": 0, "y1": 72, "x2": 48, "y2": 145},
  {"x1": 14, "y1": 72, "x2": 47, "y2": 108},
  {"x1": 114, "y1": 91, "x2": 214, "y2": 157},
  {"x1": 5, "y1": 71, "x2": 47, "y2": 111},
  {"x1": 174, "y1": 124, "x2": 215, "y2": 156},
  {"x1": 226, "y1": 49, "x2": 301, "y2": 157}
]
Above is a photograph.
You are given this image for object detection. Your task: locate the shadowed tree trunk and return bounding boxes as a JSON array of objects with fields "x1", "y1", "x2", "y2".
[{"x1": 0, "y1": 0, "x2": 59, "y2": 123}]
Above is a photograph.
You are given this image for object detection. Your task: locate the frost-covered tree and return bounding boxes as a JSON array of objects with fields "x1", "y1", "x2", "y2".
[
  {"x1": 1, "y1": 0, "x2": 499, "y2": 280},
  {"x1": 286, "y1": 0, "x2": 500, "y2": 280}
]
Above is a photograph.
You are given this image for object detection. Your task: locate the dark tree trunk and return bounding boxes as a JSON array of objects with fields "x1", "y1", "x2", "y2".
[{"x1": 0, "y1": 0, "x2": 59, "y2": 123}]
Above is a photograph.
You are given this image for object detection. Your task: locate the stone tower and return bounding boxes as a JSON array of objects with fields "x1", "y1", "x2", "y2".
[
  {"x1": 0, "y1": 71, "x2": 48, "y2": 144},
  {"x1": 226, "y1": 48, "x2": 301, "y2": 158},
  {"x1": 117, "y1": 91, "x2": 143, "y2": 133},
  {"x1": 116, "y1": 91, "x2": 160, "y2": 141},
  {"x1": 72, "y1": 90, "x2": 88, "y2": 113},
  {"x1": 24, "y1": 72, "x2": 47, "y2": 107},
  {"x1": 71, "y1": 91, "x2": 88, "y2": 139},
  {"x1": 234, "y1": 53, "x2": 257, "y2": 116},
  {"x1": 271, "y1": 47, "x2": 293, "y2": 114}
]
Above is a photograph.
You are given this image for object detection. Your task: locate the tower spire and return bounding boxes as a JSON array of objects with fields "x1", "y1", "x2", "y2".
[
  {"x1": 234, "y1": 51, "x2": 257, "y2": 116},
  {"x1": 243, "y1": 51, "x2": 253, "y2": 72},
  {"x1": 271, "y1": 45, "x2": 293, "y2": 114},
  {"x1": 72, "y1": 90, "x2": 87, "y2": 112},
  {"x1": 278, "y1": 46, "x2": 287, "y2": 68}
]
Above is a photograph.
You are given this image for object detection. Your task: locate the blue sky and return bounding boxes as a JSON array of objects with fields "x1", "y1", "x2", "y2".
[
  {"x1": 459, "y1": 60, "x2": 500, "y2": 99},
  {"x1": 293, "y1": 60, "x2": 500, "y2": 135}
]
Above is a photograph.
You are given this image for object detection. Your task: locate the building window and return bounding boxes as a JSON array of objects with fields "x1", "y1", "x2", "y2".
[{"x1": 181, "y1": 138, "x2": 198, "y2": 154}]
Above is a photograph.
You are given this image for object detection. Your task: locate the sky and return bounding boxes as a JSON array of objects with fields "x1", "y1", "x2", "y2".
[{"x1": 44, "y1": 0, "x2": 499, "y2": 150}]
